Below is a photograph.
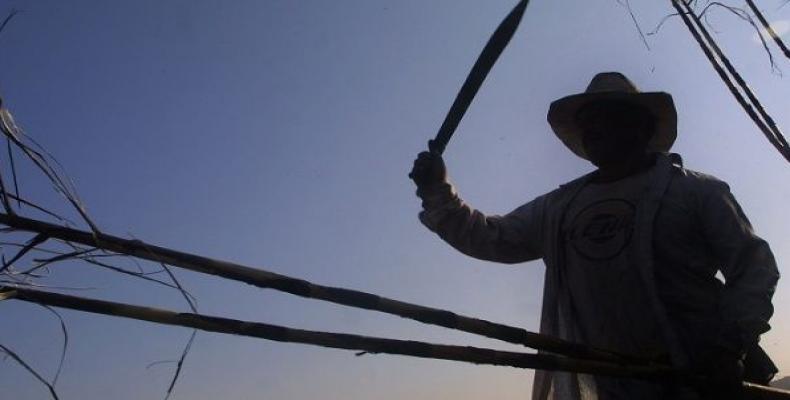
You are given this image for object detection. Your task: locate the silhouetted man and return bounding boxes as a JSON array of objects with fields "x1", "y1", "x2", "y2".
[{"x1": 410, "y1": 72, "x2": 779, "y2": 400}]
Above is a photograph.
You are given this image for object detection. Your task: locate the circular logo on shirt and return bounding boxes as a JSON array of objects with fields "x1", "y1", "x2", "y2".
[{"x1": 567, "y1": 199, "x2": 636, "y2": 261}]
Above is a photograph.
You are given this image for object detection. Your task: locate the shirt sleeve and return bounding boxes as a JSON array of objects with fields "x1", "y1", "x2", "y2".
[
  {"x1": 416, "y1": 180, "x2": 545, "y2": 264},
  {"x1": 698, "y1": 180, "x2": 780, "y2": 354}
]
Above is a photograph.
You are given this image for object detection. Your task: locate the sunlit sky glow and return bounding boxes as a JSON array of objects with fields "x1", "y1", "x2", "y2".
[{"x1": 0, "y1": 1, "x2": 789, "y2": 399}]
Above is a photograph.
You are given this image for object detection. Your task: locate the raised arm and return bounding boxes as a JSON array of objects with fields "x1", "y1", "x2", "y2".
[{"x1": 409, "y1": 146, "x2": 544, "y2": 264}]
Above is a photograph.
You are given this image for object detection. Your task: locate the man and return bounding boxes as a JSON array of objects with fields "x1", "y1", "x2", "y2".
[{"x1": 409, "y1": 72, "x2": 779, "y2": 399}]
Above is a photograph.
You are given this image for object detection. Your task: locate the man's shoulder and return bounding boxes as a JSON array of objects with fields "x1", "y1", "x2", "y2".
[
  {"x1": 669, "y1": 164, "x2": 730, "y2": 192},
  {"x1": 544, "y1": 175, "x2": 587, "y2": 202},
  {"x1": 663, "y1": 159, "x2": 734, "y2": 208}
]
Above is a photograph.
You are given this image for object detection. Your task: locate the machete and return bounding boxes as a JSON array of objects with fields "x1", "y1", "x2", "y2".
[{"x1": 430, "y1": 0, "x2": 530, "y2": 155}]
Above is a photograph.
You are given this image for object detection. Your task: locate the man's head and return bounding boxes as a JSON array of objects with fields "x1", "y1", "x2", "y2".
[
  {"x1": 547, "y1": 72, "x2": 677, "y2": 162},
  {"x1": 575, "y1": 99, "x2": 657, "y2": 167}
]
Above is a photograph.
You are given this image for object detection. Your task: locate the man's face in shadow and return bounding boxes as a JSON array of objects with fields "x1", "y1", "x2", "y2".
[{"x1": 575, "y1": 100, "x2": 656, "y2": 168}]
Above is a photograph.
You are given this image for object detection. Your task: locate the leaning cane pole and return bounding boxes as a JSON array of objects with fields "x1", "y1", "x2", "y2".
[{"x1": 3, "y1": 287, "x2": 789, "y2": 399}]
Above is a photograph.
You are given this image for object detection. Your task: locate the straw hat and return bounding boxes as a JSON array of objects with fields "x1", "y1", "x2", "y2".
[{"x1": 547, "y1": 72, "x2": 677, "y2": 160}]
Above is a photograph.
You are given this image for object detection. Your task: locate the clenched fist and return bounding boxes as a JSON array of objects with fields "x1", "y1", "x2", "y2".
[{"x1": 409, "y1": 140, "x2": 446, "y2": 188}]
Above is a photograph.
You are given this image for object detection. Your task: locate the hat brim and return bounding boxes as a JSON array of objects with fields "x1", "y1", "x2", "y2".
[{"x1": 547, "y1": 91, "x2": 677, "y2": 160}]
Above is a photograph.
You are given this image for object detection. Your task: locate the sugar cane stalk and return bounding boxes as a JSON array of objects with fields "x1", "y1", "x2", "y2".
[
  {"x1": 744, "y1": 0, "x2": 790, "y2": 61},
  {"x1": 0, "y1": 286, "x2": 676, "y2": 380},
  {"x1": 671, "y1": 0, "x2": 790, "y2": 162},
  {"x1": 0, "y1": 211, "x2": 643, "y2": 364},
  {"x1": 4, "y1": 287, "x2": 790, "y2": 399}
]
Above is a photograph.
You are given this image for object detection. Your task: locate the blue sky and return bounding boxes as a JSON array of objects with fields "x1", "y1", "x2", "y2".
[{"x1": 0, "y1": 1, "x2": 789, "y2": 399}]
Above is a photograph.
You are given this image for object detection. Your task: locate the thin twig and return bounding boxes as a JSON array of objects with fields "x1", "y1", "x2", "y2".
[
  {"x1": 81, "y1": 257, "x2": 185, "y2": 291},
  {"x1": 615, "y1": 0, "x2": 652, "y2": 50},
  {"x1": 0, "y1": 342, "x2": 60, "y2": 400},
  {"x1": 129, "y1": 238, "x2": 198, "y2": 400},
  {"x1": 0, "y1": 165, "x2": 16, "y2": 214},
  {"x1": 0, "y1": 107, "x2": 99, "y2": 232},
  {"x1": 7, "y1": 138, "x2": 21, "y2": 208},
  {"x1": 22, "y1": 248, "x2": 98, "y2": 275},
  {"x1": 0, "y1": 9, "x2": 19, "y2": 38},
  {"x1": 37, "y1": 304, "x2": 69, "y2": 387},
  {"x1": 0, "y1": 193, "x2": 68, "y2": 223},
  {"x1": 163, "y1": 330, "x2": 196, "y2": 400},
  {"x1": 0, "y1": 233, "x2": 48, "y2": 273},
  {"x1": 700, "y1": 2, "x2": 779, "y2": 74}
]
